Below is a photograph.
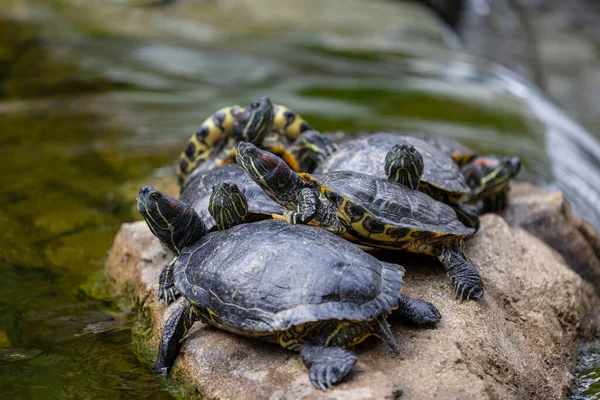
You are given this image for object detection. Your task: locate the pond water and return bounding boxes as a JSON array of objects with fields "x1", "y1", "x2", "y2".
[{"x1": 0, "y1": 0, "x2": 599, "y2": 398}]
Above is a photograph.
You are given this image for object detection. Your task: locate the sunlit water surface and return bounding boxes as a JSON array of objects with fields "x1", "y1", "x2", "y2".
[{"x1": 0, "y1": 0, "x2": 599, "y2": 398}]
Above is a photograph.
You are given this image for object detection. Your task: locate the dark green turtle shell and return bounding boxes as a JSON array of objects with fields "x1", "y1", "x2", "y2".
[
  {"x1": 180, "y1": 164, "x2": 284, "y2": 230},
  {"x1": 311, "y1": 171, "x2": 473, "y2": 236},
  {"x1": 174, "y1": 220, "x2": 404, "y2": 332},
  {"x1": 422, "y1": 136, "x2": 477, "y2": 166},
  {"x1": 315, "y1": 132, "x2": 470, "y2": 196}
]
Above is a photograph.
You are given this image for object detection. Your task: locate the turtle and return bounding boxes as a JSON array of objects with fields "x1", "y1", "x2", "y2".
[
  {"x1": 459, "y1": 154, "x2": 521, "y2": 213},
  {"x1": 422, "y1": 136, "x2": 521, "y2": 212},
  {"x1": 176, "y1": 96, "x2": 337, "y2": 185},
  {"x1": 180, "y1": 164, "x2": 284, "y2": 231},
  {"x1": 136, "y1": 184, "x2": 441, "y2": 390},
  {"x1": 236, "y1": 142, "x2": 484, "y2": 301},
  {"x1": 315, "y1": 132, "x2": 520, "y2": 229}
]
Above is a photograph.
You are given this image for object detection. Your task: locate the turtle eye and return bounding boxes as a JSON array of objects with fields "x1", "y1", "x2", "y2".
[
  {"x1": 250, "y1": 101, "x2": 260, "y2": 109},
  {"x1": 231, "y1": 184, "x2": 239, "y2": 193},
  {"x1": 150, "y1": 192, "x2": 161, "y2": 200},
  {"x1": 409, "y1": 145, "x2": 416, "y2": 153},
  {"x1": 244, "y1": 147, "x2": 257, "y2": 156}
]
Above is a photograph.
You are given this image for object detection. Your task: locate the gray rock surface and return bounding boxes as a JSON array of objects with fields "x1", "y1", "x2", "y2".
[
  {"x1": 505, "y1": 181, "x2": 600, "y2": 293},
  {"x1": 105, "y1": 190, "x2": 600, "y2": 399}
]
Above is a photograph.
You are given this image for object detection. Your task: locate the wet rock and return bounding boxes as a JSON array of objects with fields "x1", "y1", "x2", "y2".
[
  {"x1": 505, "y1": 181, "x2": 600, "y2": 293},
  {"x1": 105, "y1": 211, "x2": 600, "y2": 399}
]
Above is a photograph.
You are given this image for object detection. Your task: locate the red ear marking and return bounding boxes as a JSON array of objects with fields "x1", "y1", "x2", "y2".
[
  {"x1": 167, "y1": 198, "x2": 186, "y2": 212},
  {"x1": 256, "y1": 152, "x2": 282, "y2": 168},
  {"x1": 473, "y1": 157, "x2": 499, "y2": 167}
]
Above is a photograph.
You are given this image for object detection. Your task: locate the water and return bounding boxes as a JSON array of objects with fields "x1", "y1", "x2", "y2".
[
  {"x1": 0, "y1": 0, "x2": 598, "y2": 398},
  {"x1": 574, "y1": 345, "x2": 600, "y2": 400}
]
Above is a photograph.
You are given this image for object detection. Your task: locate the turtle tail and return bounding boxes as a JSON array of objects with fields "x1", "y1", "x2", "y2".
[{"x1": 371, "y1": 314, "x2": 399, "y2": 354}]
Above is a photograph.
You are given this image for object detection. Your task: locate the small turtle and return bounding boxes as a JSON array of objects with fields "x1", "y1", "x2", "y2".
[
  {"x1": 180, "y1": 164, "x2": 284, "y2": 231},
  {"x1": 460, "y1": 155, "x2": 521, "y2": 213},
  {"x1": 237, "y1": 142, "x2": 484, "y2": 301},
  {"x1": 423, "y1": 136, "x2": 521, "y2": 212},
  {"x1": 136, "y1": 185, "x2": 441, "y2": 390},
  {"x1": 177, "y1": 96, "x2": 336, "y2": 185}
]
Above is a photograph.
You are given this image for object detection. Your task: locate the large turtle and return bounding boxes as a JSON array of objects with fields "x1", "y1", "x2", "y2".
[
  {"x1": 180, "y1": 164, "x2": 284, "y2": 231},
  {"x1": 177, "y1": 96, "x2": 336, "y2": 184},
  {"x1": 315, "y1": 132, "x2": 520, "y2": 228},
  {"x1": 236, "y1": 142, "x2": 484, "y2": 301},
  {"x1": 422, "y1": 136, "x2": 477, "y2": 166},
  {"x1": 136, "y1": 184, "x2": 441, "y2": 390}
]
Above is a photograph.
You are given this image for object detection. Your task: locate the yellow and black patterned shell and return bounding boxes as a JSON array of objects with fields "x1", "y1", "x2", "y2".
[
  {"x1": 174, "y1": 220, "x2": 404, "y2": 332},
  {"x1": 309, "y1": 171, "x2": 473, "y2": 237},
  {"x1": 180, "y1": 164, "x2": 283, "y2": 230},
  {"x1": 316, "y1": 133, "x2": 470, "y2": 196}
]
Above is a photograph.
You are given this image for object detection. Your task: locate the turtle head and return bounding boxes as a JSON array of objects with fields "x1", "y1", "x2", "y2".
[
  {"x1": 292, "y1": 130, "x2": 339, "y2": 172},
  {"x1": 233, "y1": 96, "x2": 274, "y2": 144},
  {"x1": 208, "y1": 183, "x2": 249, "y2": 230},
  {"x1": 137, "y1": 185, "x2": 207, "y2": 255},
  {"x1": 236, "y1": 142, "x2": 303, "y2": 204},
  {"x1": 384, "y1": 144, "x2": 424, "y2": 190},
  {"x1": 462, "y1": 155, "x2": 521, "y2": 200}
]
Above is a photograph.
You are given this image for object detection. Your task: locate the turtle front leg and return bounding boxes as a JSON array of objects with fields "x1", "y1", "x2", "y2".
[
  {"x1": 453, "y1": 204, "x2": 481, "y2": 231},
  {"x1": 394, "y1": 294, "x2": 441, "y2": 324},
  {"x1": 153, "y1": 300, "x2": 202, "y2": 377},
  {"x1": 436, "y1": 240, "x2": 484, "y2": 301},
  {"x1": 482, "y1": 191, "x2": 508, "y2": 213},
  {"x1": 285, "y1": 188, "x2": 317, "y2": 224},
  {"x1": 300, "y1": 342, "x2": 357, "y2": 391},
  {"x1": 159, "y1": 257, "x2": 179, "y2": 305}
]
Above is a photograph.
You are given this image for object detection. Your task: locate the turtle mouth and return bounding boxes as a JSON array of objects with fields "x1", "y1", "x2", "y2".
[{"x1": 136, "y1": 197, "x2": 145, "y2": 212}]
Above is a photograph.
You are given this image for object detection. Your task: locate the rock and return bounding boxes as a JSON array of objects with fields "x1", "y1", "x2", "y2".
[
  {"x1": 504, "y1": 181, "x2": 600, "y2": 293},
  {"x1": 105, "y1": 213, "x2": 600, "y2": 399}
]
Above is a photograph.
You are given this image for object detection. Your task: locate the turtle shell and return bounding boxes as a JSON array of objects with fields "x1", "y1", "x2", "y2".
[
  {"x1": 180, "y1": 164, "x2": 284, "y2": 230},
  {"x1": 315, "y1": 133, "x2": 470, "y2": 196},
  {"x1": 423, "y1": 136, "x2": 477, "y2": 166},
  {"x1": 174, "y1": 220, "x2": 404, "y2": 332},
  {"x1": 309, "y1": 171, "x2": 473, "y2": 238}
]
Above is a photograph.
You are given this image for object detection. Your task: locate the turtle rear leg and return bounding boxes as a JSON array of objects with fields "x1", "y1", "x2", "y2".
[
  {"x1": 453, "y1": 203, "x2": 481, "y2": 231},
  {"x1": 436, "y1": 240, "x2": 484, "y2": 301},
  {"x1": 154, "y1": 300, "x2": 202, "y2": 376},
  {"x1": 301, "y1": 343, "x2": 357, "y2": 391},
  {"x1": 158, "y1": 257, "x2": 179, "y2": 305},
  {"x1": 395, "y1": 294, "x2": 441, "y2": 324}
]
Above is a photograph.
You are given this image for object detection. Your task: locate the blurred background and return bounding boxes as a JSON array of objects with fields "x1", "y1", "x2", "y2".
[{"x1": 1, "y1": 0, "x2": 599, "y2": 398}]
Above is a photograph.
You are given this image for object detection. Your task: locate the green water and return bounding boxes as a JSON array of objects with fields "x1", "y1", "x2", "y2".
[
  {"x1": 574, "y1": 345, "x2": 600, "y2": 400},
  {"x1": 0, "y1": 0, "x2": 598, "y2": 398}
]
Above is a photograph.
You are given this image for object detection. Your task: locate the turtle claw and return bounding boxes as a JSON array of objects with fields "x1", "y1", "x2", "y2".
[
  {"x1": 302, "y1": 344, "x2": 357, "y2": 391},
  {"x1": 284, "y1": 210, "x2": 298, "y2": 224},
  {"x1": 309, "y1": 360, "x2": 354, "y2": 391},
  {"x1": 152, "y1": 360, "x2": 170, "y2": 377},
  {"x1": 453, "y1": 280, "x2": 484, "y2": 302},
  {"x1": 159, "y1": 287, "x2": 179, "y2": 305}
]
